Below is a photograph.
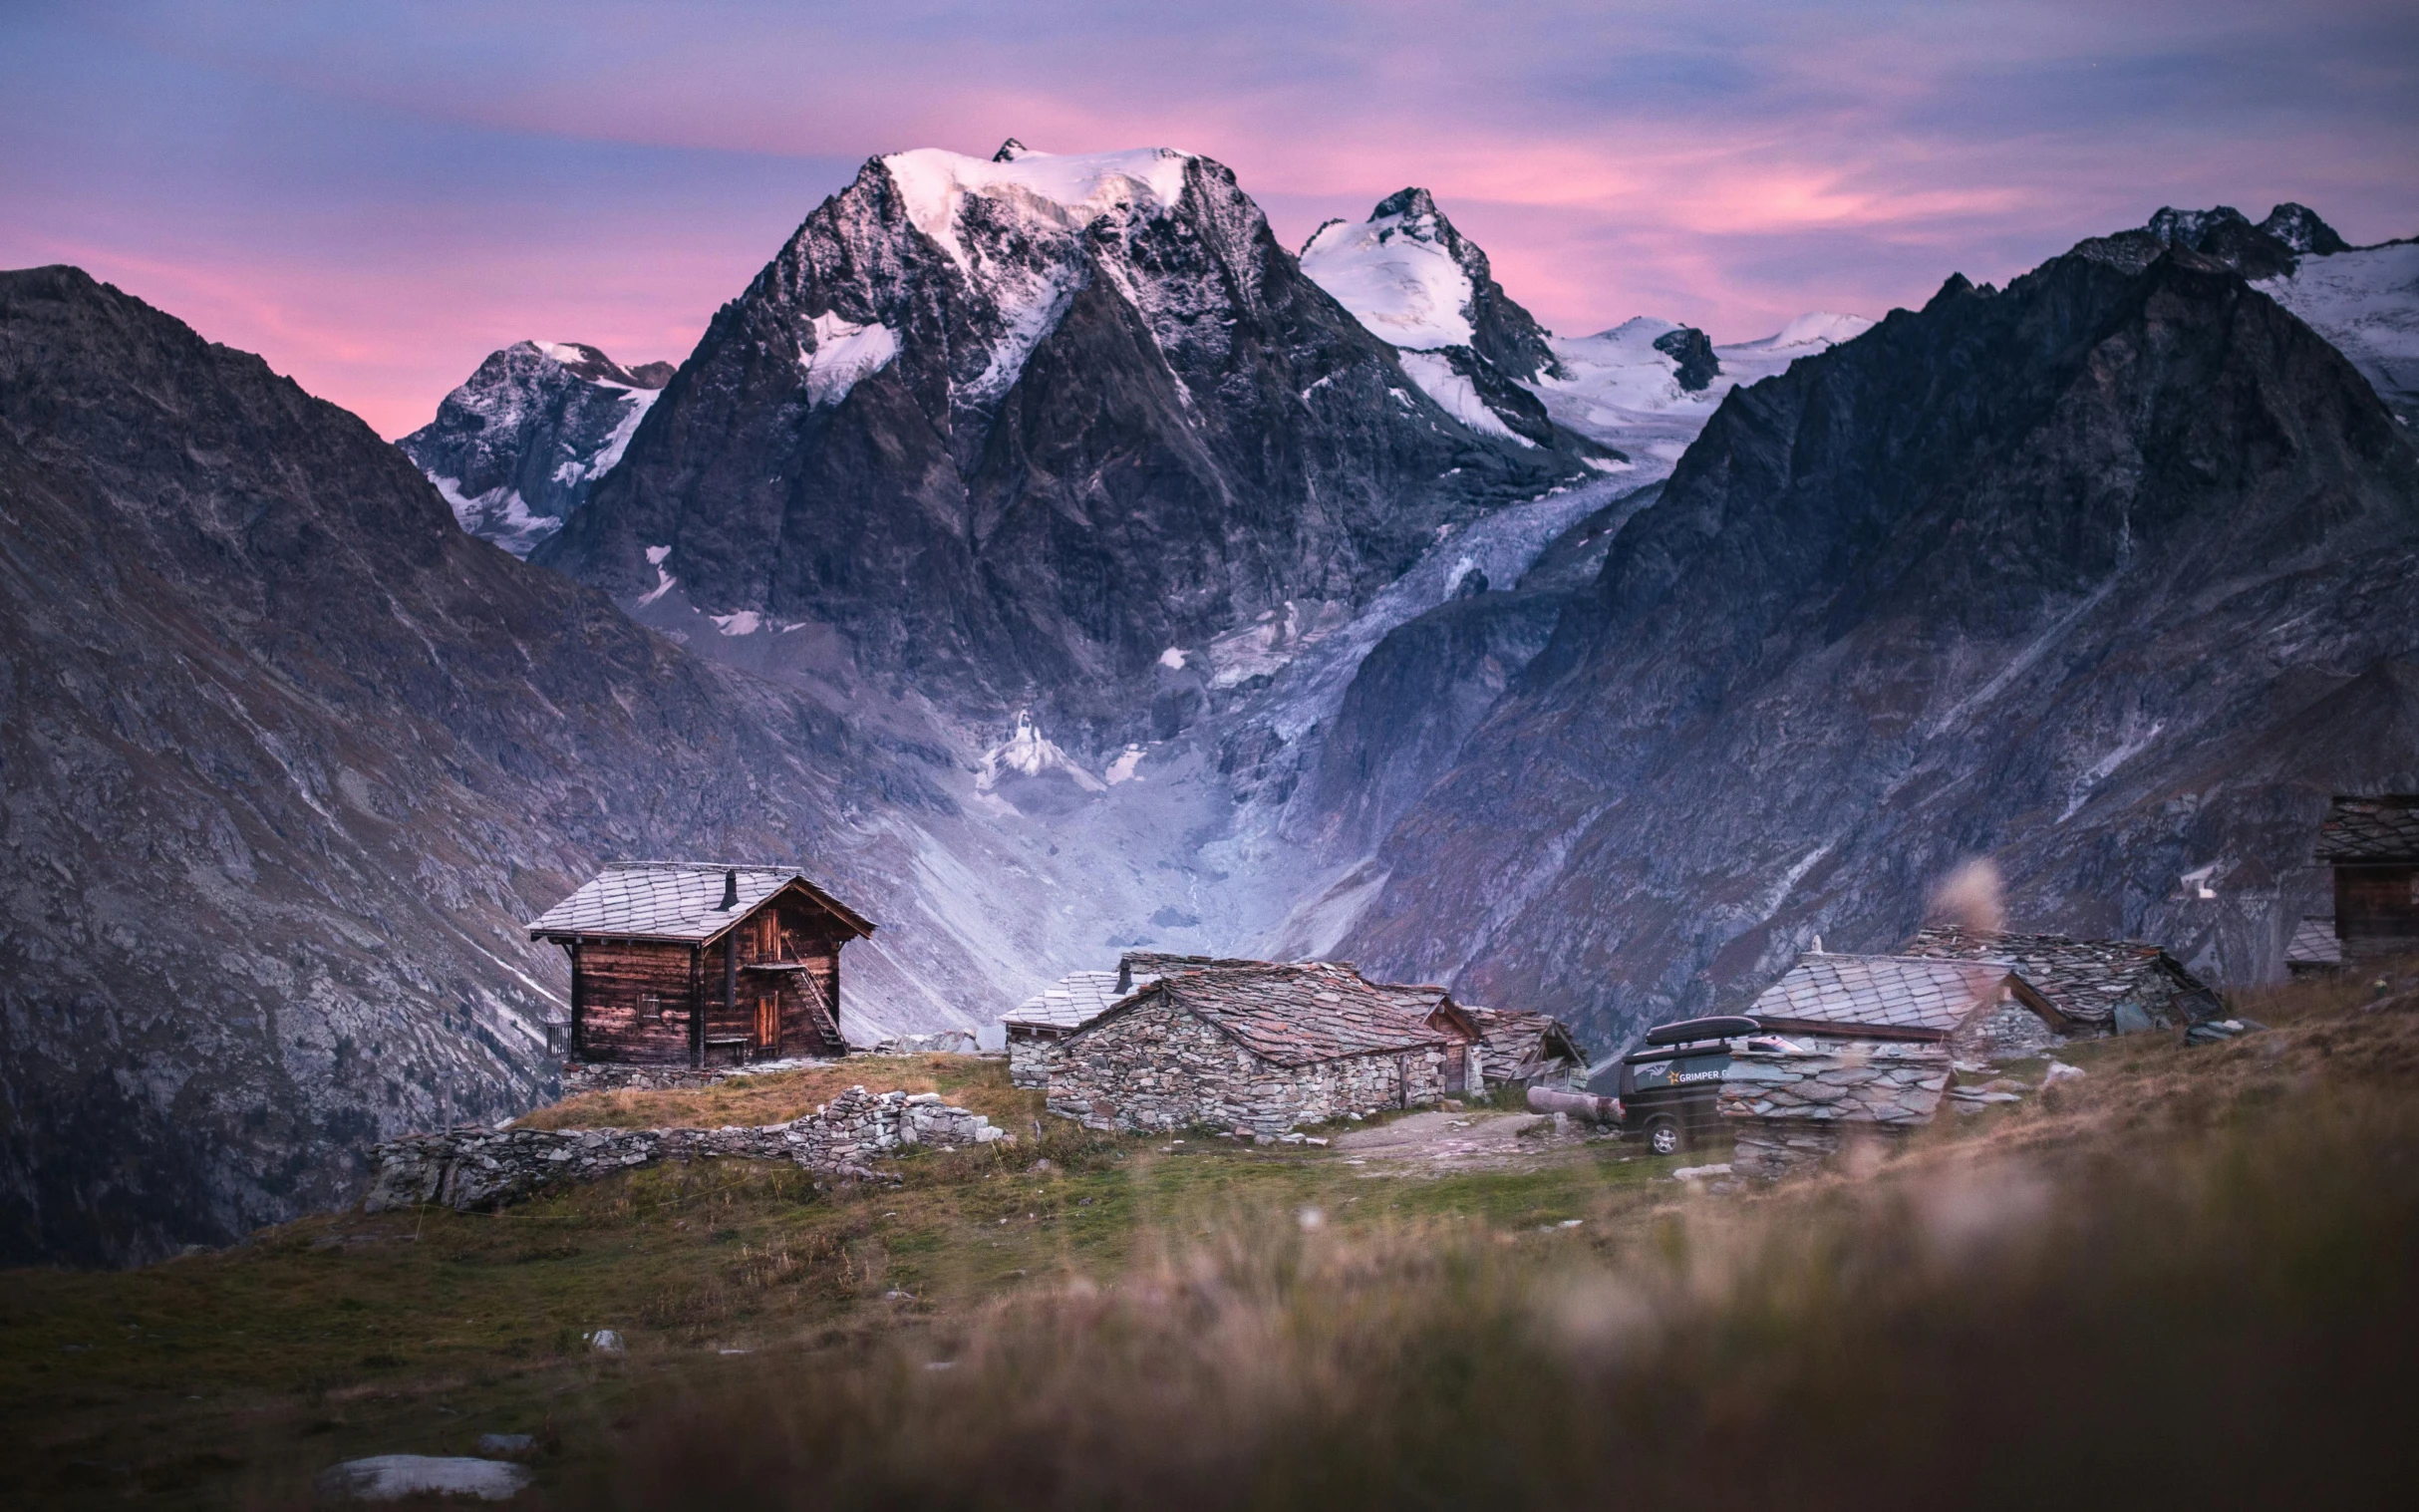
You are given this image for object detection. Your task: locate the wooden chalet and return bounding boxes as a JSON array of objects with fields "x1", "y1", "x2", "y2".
[
  {"x1": 2315, "y1": 796, "x2": 2419, "y2": 965},
  {"x1": 528, "y1": 863, "x2": 875, "y2": 1066}
]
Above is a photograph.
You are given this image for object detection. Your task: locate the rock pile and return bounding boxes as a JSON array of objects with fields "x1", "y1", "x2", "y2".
[{"x1": 363, "y1": 1087, "x2": 1003, "y2": 1212}]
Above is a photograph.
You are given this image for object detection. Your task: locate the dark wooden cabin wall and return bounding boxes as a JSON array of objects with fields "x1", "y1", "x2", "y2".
[
  {"x1": 2338, "y1": 863, "x2": 2419, "y2": 958},
  {"x1": 574, "y1": 941, "x2": 697, "y2": 1062},
  {"x1": 567, "y1": 886, "x2": 862, "y2": 1064}
]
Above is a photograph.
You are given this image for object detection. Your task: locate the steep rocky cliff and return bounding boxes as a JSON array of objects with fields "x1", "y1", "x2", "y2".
[
  {"x1": 531, "y1": 145, "x2": 1587, "y2": 747},
  {"x1": 0, "y1": 268, "x2": 961, "y2": 1266},
  {"x1": 1326, "y1": 247, "x2": 2419, "y2": 1047},
  {"x1": 399, "y1": 341, "x2": 670, "y2": 555}
]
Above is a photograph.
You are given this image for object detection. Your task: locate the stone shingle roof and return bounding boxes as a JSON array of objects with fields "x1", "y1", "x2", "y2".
[
  {"x1": 2286, "y1": 916, "x2": 2342, "y2": 969},
  {"x1": 1746, "y1": 954, "x2": 2017, "y2": 1037},
  {"x1": 1154, "y1": 962, "x2": 1451, "y2": 1066},
  {"x1": 527, "y1": 862, "x2": 873, "y2": 944},
  {"x1": 2316, "y1": 796, "x2": 2419, "y2": 861},
  {"x1": 1003, "y1": 969, "x2": 1158, "y2": 1033},
  {"x1": 1901, "y1": 925, "x2": 2194, "y2": 1027}
]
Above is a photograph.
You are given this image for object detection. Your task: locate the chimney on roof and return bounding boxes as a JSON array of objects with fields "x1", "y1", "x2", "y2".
[{"x1": 719, "y1": 868, "x2": 739, "y2": 910}]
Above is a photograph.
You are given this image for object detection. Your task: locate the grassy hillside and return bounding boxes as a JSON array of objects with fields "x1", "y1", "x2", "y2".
[{"x1": 3, "y1": 970, "x2": 2415, "y2": 1507}]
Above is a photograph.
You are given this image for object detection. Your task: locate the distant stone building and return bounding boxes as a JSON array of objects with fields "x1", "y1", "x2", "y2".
[
  {"x1": 1046, "y1": 960, "x2": 1484, "y2": 1135},
  {"x1": 1743, "y1": 952, "x2": 2070, "y2": 1060},
  {"x1": 2316, "y1": 796, "x2": 2419, "y2": 965},
  {"x1": 1900, "y1": 926, "x2": 2221, "y2": 1040},
  {"x1": 528, "y1": 862, "x2": 874, "y2": 1067},
  {"x1": 1461, "y1": 1007, "x2": 1588, "y2": 1086}
]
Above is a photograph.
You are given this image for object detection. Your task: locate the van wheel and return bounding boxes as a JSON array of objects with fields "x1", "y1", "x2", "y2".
[{"x1": 1646, "y1": 1116, "x2": 1684, "y2": 1157}]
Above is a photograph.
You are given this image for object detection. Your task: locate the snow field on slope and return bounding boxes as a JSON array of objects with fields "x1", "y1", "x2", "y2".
[
  {"x1": 1396, "y1": 353, "x2": 1528, "y2": 444},
  {"x1": 2256, "y1": 242, "x2": 2419, "y2": 419},
  {"x1": 1531, "y1": 314, "x2": 1874, "y2": 469}
]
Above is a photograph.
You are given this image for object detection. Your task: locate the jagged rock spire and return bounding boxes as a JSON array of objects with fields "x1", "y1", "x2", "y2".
[{"x1": 992, "y1": 138, "x2": 1029, "y2": 162}]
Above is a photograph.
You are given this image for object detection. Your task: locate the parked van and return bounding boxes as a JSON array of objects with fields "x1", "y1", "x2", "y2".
[{"x1": 1585, "y1": 1016, "x2": 1803, "y2": 1154}]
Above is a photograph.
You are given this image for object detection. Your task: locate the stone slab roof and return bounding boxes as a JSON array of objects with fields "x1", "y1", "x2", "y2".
[
  {"x1": 1463, "y1": 1007, "x2": 1587, "y2": 1067},
  {"x1": 1003, "y1": 969, "x2": 1158, "y2": 1033},
  {"x1": 2286, "y1": 916, "x2": 2342, "y2": 969},
  {"x1": 2316, "y1": 796, "x2": 2419, "y2": 861},
  {"x1": 527, "y1": 862, "x2": 873, "y2": 944},
  {"x1": 1901, "y1": 925, "x2": 2198, "y2": 1026},
  {"x1": 1746, "y1": 954, "x2": 2017, "y2": 1037},
  {"x1": 1154, "y1": 962, "x2": 1450, "y2": 1067}
]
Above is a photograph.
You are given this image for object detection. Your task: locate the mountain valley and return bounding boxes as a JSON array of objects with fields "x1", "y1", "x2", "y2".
[{"x1": 5, "y1": 146, "x2": 2416, "y2": 1268}]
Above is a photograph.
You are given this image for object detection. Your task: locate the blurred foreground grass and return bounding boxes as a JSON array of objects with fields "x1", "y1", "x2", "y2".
[{"x1": 4, "y1": 969, "x2": 2416, "y2": 1507}]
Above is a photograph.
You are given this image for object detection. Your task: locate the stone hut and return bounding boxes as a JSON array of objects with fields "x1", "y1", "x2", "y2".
[
  {"x1": 1045, "y1": 961, "x2": 1484, "y2": 1135},
  {"x1": 2315, "y1": 796, "x2": 2419, "y2": 965},
  {"x1": 1461, "y1": 1006, "x2": 1588, "y2": 1087},
  {"x1": 1900, "y1": 926, "x2": 2221, "y2": 1040},
  {"x1": 1744, "y1": 952, "x2": 2068, "y2": 1061}
]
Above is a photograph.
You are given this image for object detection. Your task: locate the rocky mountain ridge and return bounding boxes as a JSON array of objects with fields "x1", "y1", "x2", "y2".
[{"x1": 1314, "y1": 243, "x2": 2419, "y2": 1051}]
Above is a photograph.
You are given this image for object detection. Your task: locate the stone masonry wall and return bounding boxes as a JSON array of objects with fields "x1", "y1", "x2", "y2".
[
  {"x1": 1718, "y1": 1045, "x2": 1951, "y2": 1182},
  {"x1": 362, "y1": 1087, "x2": 1002, "y2": 1213},
  {"x1": 1045, "y1": 996, "x2": 1451, "y2": 1134},
  {"x1": 1009, "y1": 1031, "x2": 1059, "y2": 1089}
]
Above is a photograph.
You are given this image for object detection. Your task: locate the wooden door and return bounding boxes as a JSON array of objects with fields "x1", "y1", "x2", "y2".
[
  {"x1": 1444, "y1": 1045, "x2": 1467, "y2": 1093},
  {"x1": 755, "y1": 995, "x2": 779, "y2": 1056}
]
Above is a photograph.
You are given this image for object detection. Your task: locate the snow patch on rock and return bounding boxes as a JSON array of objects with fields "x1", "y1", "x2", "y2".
[{"x1": 798, "y1": 311, "x2": 899, "y2": 408}]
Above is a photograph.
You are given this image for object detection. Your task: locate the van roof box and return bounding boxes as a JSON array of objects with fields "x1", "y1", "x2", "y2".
[{"x1": 1642, "y1": 1015, "x2": 1762, "y2": 1047}]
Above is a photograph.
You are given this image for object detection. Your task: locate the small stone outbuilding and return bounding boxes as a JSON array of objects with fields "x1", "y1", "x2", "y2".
[
  {"x1": 1900, "y1": 925, "x2": 2221, "y2": 1041},
  {"x1": 1461, "y1": 1006, "x2": 1588, "y2": 1087},
  {"x1": 1046, "y1": 961, "x2": 1484, "y2": 1135}
]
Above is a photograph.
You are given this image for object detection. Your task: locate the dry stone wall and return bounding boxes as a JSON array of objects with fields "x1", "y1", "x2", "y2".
[
  {"x1": 1046, "y1": 996, "x2": 1450, "y2": 1134},
  {"x1": 363, "y1": 1087, "x2": 1002, "y2": 1212}
]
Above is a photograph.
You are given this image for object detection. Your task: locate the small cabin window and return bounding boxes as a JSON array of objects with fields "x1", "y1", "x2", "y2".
[{"x1": 643, "y1": 994, "x2": 672, "y2": 1024}]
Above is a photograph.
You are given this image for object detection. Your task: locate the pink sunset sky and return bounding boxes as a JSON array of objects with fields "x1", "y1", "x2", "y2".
[{"x1": 7, "y1": 1, "x2": 2415, "y2": 439}]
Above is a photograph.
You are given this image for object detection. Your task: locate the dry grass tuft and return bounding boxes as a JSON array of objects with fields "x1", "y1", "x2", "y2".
[{"x1": 515, "y1": 1055, "x2": 1043, "y2": 1132}]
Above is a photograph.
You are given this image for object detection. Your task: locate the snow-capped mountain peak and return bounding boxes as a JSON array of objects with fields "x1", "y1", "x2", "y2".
[
  {"x1": 1296, "y1": 187, "x2": 1585, "y2": 450},
  {"x1": 1299, "y1": 188, "x2": 1479, "y2": 352},
  {"x1": 879, "y1": 145, "x2": 1197, "y2": 277}
]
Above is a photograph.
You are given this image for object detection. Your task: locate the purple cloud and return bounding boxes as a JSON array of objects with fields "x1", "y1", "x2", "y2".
[{"x1": 5, "y1": 1, "x2": 2412, "y2": 436}]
